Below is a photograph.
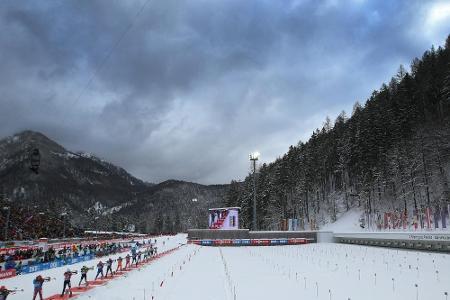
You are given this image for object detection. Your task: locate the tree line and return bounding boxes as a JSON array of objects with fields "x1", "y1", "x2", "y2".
[{"x1": 227, "y1": 36, "x2": 450, "y2": 230}]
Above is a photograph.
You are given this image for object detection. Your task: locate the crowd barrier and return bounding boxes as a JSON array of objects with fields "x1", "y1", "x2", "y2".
[
  {"x1": 0, "y1": 245, "x2": 39, "y2": 255},
  {"x1": 335, "y1": 231, "x2": 450, "y2": 252},
  {"x1": 0, "y1": 237, "x2": 157, "y2": 278},
  {"x1": 2, "y1": 245, "x2": 142, "y2": 278},
  {"x1": 0, "y1": 236, "x2": 152, "y2": 255},
  {"x1": 19, "y1": 254, "x2": 96, "y2": 275},
  {"x1": 188, "y1": 238, "x2": 308, "y2": 246}
]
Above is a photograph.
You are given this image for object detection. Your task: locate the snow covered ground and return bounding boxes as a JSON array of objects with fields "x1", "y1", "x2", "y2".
[
  {"x1": 226, "y1": 244, "x2": 450, "y2": 300},
  {"x1": 322, "y1": 208, "x2": 365, "y2": 232},
  {"x1": 4, "y1": 235, "x2": 450, "y2": 300},
  {"x1": 2, "y1": 234, "x2": 186, "y2": 299},
  {"x1": 163, "y1": 244, "x2": 450, "y2": 300}
]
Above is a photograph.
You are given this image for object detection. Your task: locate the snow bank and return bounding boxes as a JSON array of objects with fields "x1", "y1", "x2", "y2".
[{"x1": 321, "y1": 208, "x2": 364, "y2": 232}]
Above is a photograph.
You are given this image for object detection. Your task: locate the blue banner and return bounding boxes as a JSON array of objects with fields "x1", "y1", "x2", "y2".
[{"x1": 19, "y1": 254, "x2": 96, "y2": 274}]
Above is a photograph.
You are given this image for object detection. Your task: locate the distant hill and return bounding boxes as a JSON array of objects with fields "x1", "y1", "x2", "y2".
[{"x1": 0, "y1": 130, "x2": 228, "y2": 235}]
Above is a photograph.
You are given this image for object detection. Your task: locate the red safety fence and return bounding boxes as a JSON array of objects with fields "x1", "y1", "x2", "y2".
[
  {"x1": 213, "y1": 239, "x2": 233, "y2": 246},
  {"x1": 288, "y1": 238, "x2": 308, "y2": 245},
  {"x1": 0, "y1": 269, "x2": 16, "y2": 279},
  {"x1": 0, "y1": 246, "x2": 39, "y2": 255}
]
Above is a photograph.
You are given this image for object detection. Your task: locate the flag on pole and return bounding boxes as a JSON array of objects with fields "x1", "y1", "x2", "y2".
[
  {"x1": 403, "y1": 209, "x2": 408, "y2": 230},
  {"x1": 434, "y1": 207, "x2": 441, "y2": 229},
  {"x1": 384, "y1": 212, "x2": 388, "y2": 230},
  {"x1": 413, "y1": 209, "x2": 418, "y2": 231},
  {"x1": 419, "y1": 207, "x2": 425, "y2": 229},
  {"x1": 425, "y1": 207, "x2": 432, "y2": 229},
  {"x1": 443, "y1": 204, "x2": 450, "y2": 229}
]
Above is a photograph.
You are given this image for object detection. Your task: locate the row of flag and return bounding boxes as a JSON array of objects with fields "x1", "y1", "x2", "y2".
[
  {"x1": 363, "y1": 204, "x2": 450, "y2": 230},
  {"x1": 280, "y1": 218, "x2": 318, "y2": 231}
]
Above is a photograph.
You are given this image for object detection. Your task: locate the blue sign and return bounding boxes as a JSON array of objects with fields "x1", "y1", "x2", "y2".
[
  {"x1": 240, "y1": 239, "x2": 251, "y2": 245},
  {"x1": 201, "y1": 240, "x2": 213, "y2": 246},
  {"x1": 19, "y1": 254, "x2": 96, "y2": 274}
]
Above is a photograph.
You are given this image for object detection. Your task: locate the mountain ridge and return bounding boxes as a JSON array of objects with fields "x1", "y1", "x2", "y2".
[{"x1": 0, "y1": 130, "x2": 229, "y2": 236}]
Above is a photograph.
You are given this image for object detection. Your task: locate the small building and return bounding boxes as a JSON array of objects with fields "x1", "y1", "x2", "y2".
[{"x1": 208, "y1": 207, "x2": 240, "y2": 230}]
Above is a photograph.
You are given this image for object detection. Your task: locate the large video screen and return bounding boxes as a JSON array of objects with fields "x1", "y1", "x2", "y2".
[{"x1": 208, "y1": 208, "x2": 239, "y2": 230}]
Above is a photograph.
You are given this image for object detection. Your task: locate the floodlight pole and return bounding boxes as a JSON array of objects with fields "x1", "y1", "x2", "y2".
[
  {"x1": 3, "y1": 206, "x2": 10, "y2": 241},
  {"x1": 249, "y1": 153, "x2": 259, "y2": 231}
]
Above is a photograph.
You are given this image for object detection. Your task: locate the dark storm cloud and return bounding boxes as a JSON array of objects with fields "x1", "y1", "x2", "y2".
[{"x1": 1, "y1": 0, "x2": 449, "y2": 184}]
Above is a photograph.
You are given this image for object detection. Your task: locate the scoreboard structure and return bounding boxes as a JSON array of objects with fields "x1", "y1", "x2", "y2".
[
  {"x1": 188, "y1": 207, "x2": 315, "y2": 247},
  {"x1": 208, "y1": 207, "x2": 240, "y2": 230}
]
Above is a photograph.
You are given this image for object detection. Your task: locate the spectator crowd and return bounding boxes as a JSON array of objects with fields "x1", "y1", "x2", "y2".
[
  {"x1": 0, "y1": 199, "x2": 83, "y2": 241},
  {"x1": 0, "y1": 240, "x2": 143, "y2": 274}
]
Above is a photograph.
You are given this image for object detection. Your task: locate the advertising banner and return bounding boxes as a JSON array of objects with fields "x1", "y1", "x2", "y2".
[
  {"x1": 0, "y1": 245, "x2": 39, "y2": 255},
  {"x1": 0, "y1": 269, "x2": 16, "y2": 279},
  {"x1": 188, "y1": 238, "x2": 308, "y2": 247},
  {"x1": 20, "y1": 254, "x2": 96, "y2": 274}
]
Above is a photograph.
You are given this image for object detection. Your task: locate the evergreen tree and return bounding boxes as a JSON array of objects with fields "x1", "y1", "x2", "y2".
[{"x1": 234, "y1": 36, "x2": 450, "y2": 230}]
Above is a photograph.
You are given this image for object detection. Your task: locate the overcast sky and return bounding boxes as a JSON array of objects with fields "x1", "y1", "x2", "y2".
[{"x1": 1, "y1": 0, "x2": 450, "y2": 184}]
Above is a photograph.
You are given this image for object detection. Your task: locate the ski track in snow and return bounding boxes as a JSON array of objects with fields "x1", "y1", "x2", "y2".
[{"x1": 4, "y1": 235, "x2": 450, "y2": 300}]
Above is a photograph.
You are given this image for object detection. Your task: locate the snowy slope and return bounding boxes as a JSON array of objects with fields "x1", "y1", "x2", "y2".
[{"x1": 321, "y1": 208, "x2": 364, "y2": 232}]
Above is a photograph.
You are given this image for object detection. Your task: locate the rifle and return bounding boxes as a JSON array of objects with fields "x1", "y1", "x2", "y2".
[{"x1": 65, "y1": 270, "x2": 78, "y2": 275}]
